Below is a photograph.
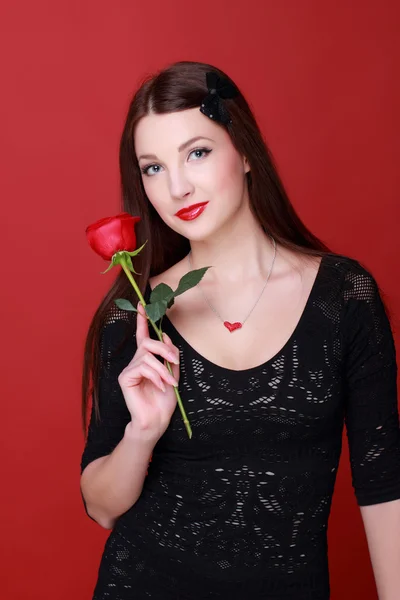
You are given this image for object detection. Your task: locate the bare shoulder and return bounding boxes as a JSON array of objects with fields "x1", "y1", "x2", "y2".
[
  {"x1": 272, "y1": 246, "x2": 323, "y2": 284},
  {"x1": 149, "y1": 249, "x2": 322, "y2": 293},
  {"x1": 148, "y1": 256, "x2": 189, "y2": 291}
]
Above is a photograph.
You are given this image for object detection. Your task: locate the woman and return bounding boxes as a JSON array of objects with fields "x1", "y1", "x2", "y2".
[{"x1": 80, "y1": 61, "x2": 400, "y2": 599}]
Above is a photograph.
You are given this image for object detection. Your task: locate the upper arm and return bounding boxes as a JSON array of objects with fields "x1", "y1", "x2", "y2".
[
  {"x1": 80, "y1": 314, "x2": 136, "y2": 476},
  {"x1": 342, "y1": 263, "x2": 400, "y2": 506}
]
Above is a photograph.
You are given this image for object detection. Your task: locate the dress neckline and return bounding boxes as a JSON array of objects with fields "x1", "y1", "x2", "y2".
[{"x1": 144, "y1": 253, "x2": 329, "y2": 376}]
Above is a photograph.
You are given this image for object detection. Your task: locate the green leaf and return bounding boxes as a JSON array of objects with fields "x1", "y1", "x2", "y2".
[
  {"x1": 166, "y1": 296, "x2": 175, "y2": 309},
  {"x1": 174, "y1": 267, "x2": 211, "y2": 296},
  {"x1": 145, "y1": 301, "x2": 167, "y2": 322},
  {"x1": 150, "y1": 283, "x2": 175, "y2": 305},
  {"x1": 114, "y1": 298, "x2": 138, "y2": 312}
]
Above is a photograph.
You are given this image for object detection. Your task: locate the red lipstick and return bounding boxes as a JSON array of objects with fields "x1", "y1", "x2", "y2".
[{"x1": 175, "y1": 202, "x2": 209, "y2": 221}]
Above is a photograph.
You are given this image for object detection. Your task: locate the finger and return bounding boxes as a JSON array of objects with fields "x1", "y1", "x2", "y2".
[
  {"x1": 135, "y1": 301, "x2": 149, "y2": 347},
  {"x1": 138, "y1": 363, "x2": 166, "y2": 393},
  {"x1": 161, "y1": 333, "x2": 180, "y2": 381},
  {"x1": 142, "y1": 353, "x2": 179, "y2": 387},
  {"x1": 139, "y1": 337, "x2": 179, "y2": 364},
  {"x1": 167, "y1": 359, "x2": 180, "y2": 383},
  {"x1": 162, "y1": 332, "x2": 180, "y2": 360}
]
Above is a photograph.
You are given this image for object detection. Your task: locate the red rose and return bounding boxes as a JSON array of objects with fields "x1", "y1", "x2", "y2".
[
  {"x1": 85, "y1": 212, "x2": 141, "y2": 261},
  {"x1": 86, "y1": 211, "x2": 194, "y2": 439}
]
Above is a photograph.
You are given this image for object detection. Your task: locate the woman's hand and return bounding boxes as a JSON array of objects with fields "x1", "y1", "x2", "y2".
[{"x1": 118, "y1": 302, "x2": 180, "y2": 441}]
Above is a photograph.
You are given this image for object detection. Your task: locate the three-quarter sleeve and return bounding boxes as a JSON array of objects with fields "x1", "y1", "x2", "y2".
[
  {"x1": 342, "y1": 263, "x2": 400, "y2": 506},
  {"x1": 80, "y1": 314, "x2": 135, "y2": 475}
]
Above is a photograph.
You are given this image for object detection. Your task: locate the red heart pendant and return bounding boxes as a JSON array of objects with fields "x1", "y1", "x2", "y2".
[{"x1": 224, "y1": 321, "x2": 242, "y2": 332}]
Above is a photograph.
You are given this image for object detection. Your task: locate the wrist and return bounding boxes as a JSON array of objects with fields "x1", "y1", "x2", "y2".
[{"x1": 124, "y1": 420, "x2": 159, "y2": 446}]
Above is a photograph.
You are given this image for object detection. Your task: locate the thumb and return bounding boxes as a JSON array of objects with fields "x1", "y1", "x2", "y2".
[
  {"x1": 163, "y1": 332, "x2": 180, "y2": 381},
  {"x1": 135, "y1": 301, "x2": 149, "y2": 346}
]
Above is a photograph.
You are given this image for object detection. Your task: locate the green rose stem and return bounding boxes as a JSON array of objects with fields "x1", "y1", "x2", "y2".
[{"x1": 118, "y1": 255, "x2": 192, "y2": 439}]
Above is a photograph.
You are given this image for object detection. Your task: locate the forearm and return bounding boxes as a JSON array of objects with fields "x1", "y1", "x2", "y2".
[
  {"x1": 360, "y1": 498, "x2": 400, "y2": 600},
  {"x1": 80, "y1": 422, "x2": 156, "y2": 529}
]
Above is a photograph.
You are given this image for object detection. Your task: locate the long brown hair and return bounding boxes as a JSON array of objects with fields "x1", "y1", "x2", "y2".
[{"x1": 81, "y1": 60, "x2": 334, "y2": 436}]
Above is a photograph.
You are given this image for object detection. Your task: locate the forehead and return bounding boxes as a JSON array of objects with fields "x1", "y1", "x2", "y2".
[{"x1": 134, "y1": 108, "x2": 227, "y2": 156}]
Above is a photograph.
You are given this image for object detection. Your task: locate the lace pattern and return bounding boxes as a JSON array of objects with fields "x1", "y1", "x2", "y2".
[{"x1": 81, "y1": 253, "x2": 400, "y2": 599}]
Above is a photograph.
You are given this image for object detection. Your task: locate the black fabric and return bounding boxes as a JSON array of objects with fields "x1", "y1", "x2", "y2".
[{"x1": 80, "y1": 253, "x2": 400, "y2": 599}]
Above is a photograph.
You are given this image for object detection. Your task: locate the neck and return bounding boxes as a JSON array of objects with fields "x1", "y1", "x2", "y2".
[{"x1": 188, "y1": 222, "x2": 277, "y2": 287}]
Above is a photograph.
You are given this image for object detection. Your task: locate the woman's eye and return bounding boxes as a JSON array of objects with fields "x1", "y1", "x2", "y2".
[
  {"x1": 140, "y1": 147, "x2": 212, "y2": 177},
  {"x1": 188, "y1": 147, "x2": 212, "y2": 161},
  {"x1": 141, "y1": 164, "x2": 162, "y2": 177}
]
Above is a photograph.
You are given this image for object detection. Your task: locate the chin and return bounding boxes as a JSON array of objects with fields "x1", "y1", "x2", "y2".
[{"x1": 184, "y1": 220, "x2": 229, "y2": 244}]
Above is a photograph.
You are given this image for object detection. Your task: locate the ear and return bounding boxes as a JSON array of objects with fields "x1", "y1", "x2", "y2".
[{"x1": 243, "y1": 155, "x2": 250, "y2": 173}]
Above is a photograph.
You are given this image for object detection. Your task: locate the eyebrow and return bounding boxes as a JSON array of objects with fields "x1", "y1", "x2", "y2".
[{"x1": 137, "y1": 136, "x2": 215, "y2": 161}]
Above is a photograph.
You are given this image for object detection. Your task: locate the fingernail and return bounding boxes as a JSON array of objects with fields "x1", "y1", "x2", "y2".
[{"x1": 168, "y1": 353, "x2": 179, "y2": 364}]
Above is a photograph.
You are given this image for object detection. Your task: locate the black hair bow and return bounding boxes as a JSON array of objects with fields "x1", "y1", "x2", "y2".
[{"x1": 199, "y1": 71, "x2": 239, "y2": 125}]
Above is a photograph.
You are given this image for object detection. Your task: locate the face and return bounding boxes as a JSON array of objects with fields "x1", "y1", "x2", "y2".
[{"x1": 134, "y1": 108, "x2": 250, "y2": 241}]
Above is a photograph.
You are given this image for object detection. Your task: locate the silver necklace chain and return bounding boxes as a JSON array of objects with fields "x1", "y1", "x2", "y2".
[{"x1": 187, "y1": 236, "x2": 277, "y2": 326}]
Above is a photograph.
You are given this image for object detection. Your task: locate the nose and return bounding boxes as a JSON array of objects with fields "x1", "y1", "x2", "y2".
[{"x1": 168, "y1": 166, "x2": 195, "y2": 200}]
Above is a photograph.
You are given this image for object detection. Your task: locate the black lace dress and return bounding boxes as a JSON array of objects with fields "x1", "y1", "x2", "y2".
[{"x1": 80, "y1": 253, "x2": 400, "y2": 599}]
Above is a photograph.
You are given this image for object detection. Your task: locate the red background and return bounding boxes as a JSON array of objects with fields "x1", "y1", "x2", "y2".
[{"x1": 1, "y1": 1, "x2": 399, "y2": 598}]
